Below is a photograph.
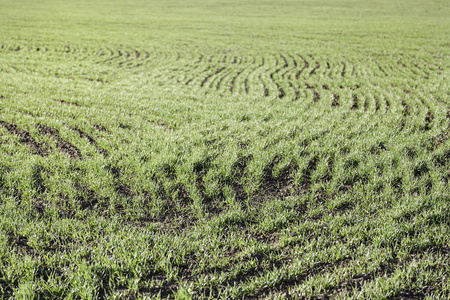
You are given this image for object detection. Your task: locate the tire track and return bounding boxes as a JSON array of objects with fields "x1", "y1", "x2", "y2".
[
  {"x1": 341, "y1": 62, "x2": 346, "y2": 77},
  {"x1": 230, "y1": 68, "x2": 246, "y2": 93},
  {"x1": 240, "y1": 56, "x2": 265, "y2": 95},
  {"x1": 351, "y1": 93, "x2": 359, "y2": 110},
  {"x1": 331, "y1": 93, "x2": 340, "y2": 107},
  {"x1": 260, "y1": 67, "x2": 277, "y2": 98},
  {"x1": 71, "y1": 127, "x2": 109, "y2": 157},
  {"x1": 85, "y1": 48, "x2": 448, "y2": 105},
  {"x1": 374, "y1": 95, "x2": 381, "y2": 112},
  {"x1": 100, "y1": 49, "x2": 123, "y2": 64},
  {"x1": 37, "y1": 124, "x2": 82, "y2": 160},
  {"x1": 376, "y1": 62, "x2": 388, "y2": 77},
  {"x1": 215, "y1": 68, "x2": 234, "y2": 91},
  {"x1": 308, "y1": 55, "x2": 320, "y2": 76},
  {"x1": 305, "y1": 83, "x2": 320, "y2": 103},
  {"x1": 289, "y1": 82, "x2": 300, "y2": 101},
  {"x1": 364, "y1": 96, "x2": 369, "y2": 112},
  {"x1": 285, "y1": 54, "x2": 298, "y2": 79},
  {"x1": 185, "y1": 65, "x2": 212, "y2": 86},
  {"x1": 271, "y1": 54, "x2": 291, "y2": 98},
  {"x1": 200, "y1": 66, "x2": 226, "y2": 88},
  {"x1": 295, "y1": 54, "x2": 309, "y2": 79},
  {"x1": 0, "y1": 121, "x2": 48, "y2": 155},
  {"x1": 269, "y1": 72, "x2": 285, "y2": 98}
]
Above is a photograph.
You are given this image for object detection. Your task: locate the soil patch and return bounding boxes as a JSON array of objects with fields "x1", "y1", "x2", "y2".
[
  {"x1": 0, "y1": 120, "x2": 48, "y2": 155},
  {"x1": 37, "y1": 124, "x2": 82, "y2": 159},
  {"x1": 51, "y1": 99, "x2": 81, "y2": 107},
  {"x1": 72, "y1": 126, "x2": 109, "y2": 157}
]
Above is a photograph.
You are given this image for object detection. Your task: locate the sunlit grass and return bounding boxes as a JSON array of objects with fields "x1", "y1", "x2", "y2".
[{"x1": 0, "y1": 0, "x2": 449, "y2": 298}]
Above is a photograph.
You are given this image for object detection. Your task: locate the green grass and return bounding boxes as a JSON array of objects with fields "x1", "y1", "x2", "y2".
[{"x1": 0, "y1": 0, "x2": 449, "y2": 298}]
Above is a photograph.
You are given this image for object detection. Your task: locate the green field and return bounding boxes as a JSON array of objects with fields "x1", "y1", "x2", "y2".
[{"x1": 0, "y1": 0, "x2": 449, "y2": 298}]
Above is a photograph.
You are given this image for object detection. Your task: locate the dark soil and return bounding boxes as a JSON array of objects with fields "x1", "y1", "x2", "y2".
[
  {"x1": 0, "y1": 120, "x2": 48, "y2": 155},
  {"x1": 51, "y1": 99, "x2": 81, "y2": 107},
  {"x1": 37, "y1": 124, "x2": 82, "y2": 159},
  {"x1": 72, "y1": 126, "x2": 109, "y2": 156}
]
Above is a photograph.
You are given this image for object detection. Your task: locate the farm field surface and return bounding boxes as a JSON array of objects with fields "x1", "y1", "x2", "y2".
[{"x1": 0, "y1": 0, "x2": 449, "y2": 298}]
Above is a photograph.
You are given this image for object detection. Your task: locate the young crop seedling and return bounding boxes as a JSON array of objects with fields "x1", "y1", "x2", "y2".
[{"x1": 0, "y1": 0, "x2": 449, "y2": 298}]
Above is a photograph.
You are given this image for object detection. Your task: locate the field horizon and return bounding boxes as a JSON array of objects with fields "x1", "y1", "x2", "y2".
[{"x1": 0, "y1": 0, "x2": 449, "y2": 298}]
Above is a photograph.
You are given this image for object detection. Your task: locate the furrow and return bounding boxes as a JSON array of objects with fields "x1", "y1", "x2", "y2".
[
  {"x1": 351, "y1": 93, "x2": 359, "y2": 110},
  {"x1": 230, "y1": 68, "x2": 246, "y2": 93},
  {"x1": 240, "y1": 57, "x2": 265, "y2": 95},
  {"x1": 37, "y1": 124, "x2": 82, "y2": 160},
  {"x1": 215, "y1": 68, "x2": 234, "y2": 91},
  {"x1": 0, "y1": 121, "x2": 48, "y2": 155},
  {"x1": 201, "y1": 66, "x2": 226, "y2": 89},
  {"x1": 308, "y1": 55, "x2": 320, "y2": 76},
  {"x1": 305, "y1": 84, "x2": 320, "y2": 103},
  {"x1": 295, "y1": 54, "x2": 309, "y2": 79}
]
